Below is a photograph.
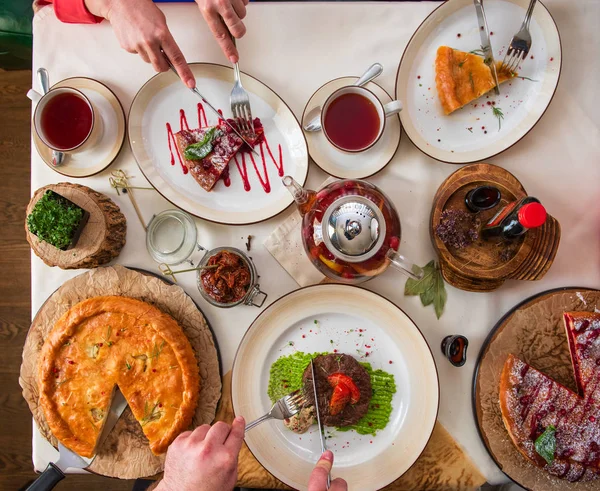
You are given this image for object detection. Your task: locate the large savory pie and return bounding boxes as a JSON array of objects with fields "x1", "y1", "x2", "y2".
[
  {"x1": 38, "y1": 296, "x2": 200, "y2": 458},
  {"x1": 435, "y1": 46, "x2": 515, "y2": 115},
  {"x1": 499, "y1": 312, "x2": 600, "y2": 482}
]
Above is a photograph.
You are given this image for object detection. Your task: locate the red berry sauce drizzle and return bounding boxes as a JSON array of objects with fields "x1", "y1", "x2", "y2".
[{"x1": 165, "y1": 102, "x2": 284, "y2": 193}]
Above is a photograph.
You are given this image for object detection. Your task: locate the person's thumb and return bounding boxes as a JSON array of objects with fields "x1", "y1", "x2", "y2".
[{"x1": 307, "y1": 451, "x2": 334, "y2": 491}]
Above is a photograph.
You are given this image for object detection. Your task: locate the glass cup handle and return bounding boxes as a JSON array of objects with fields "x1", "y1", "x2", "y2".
[
  {"x1": 383, "y1": 100, "x2": 403, "y2": 117},
  {"x1": 246, "y1": 285, "x2": 268, "y2": 308},
  {"x1": 385, "y1": 249, "x2": 423, "y2": 280}
]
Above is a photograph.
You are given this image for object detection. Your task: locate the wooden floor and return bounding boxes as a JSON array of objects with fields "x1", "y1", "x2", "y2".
[{"x1": 0, "y1": 70, "x2": 132, "y2": 490}]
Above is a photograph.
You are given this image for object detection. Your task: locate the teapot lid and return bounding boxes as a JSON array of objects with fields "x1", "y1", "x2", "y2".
[{"x1": 322, "y1": 195, "x2": 386, "y2": 262}]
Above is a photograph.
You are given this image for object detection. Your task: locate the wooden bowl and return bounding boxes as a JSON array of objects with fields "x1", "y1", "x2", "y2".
[{"x1": 430, "y1": 163, "x2": 560, "y2": 292}]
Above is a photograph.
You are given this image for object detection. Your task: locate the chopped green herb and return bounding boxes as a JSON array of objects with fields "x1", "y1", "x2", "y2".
[
  {"x1": 535, "y1": 425, "x2": 556, "y2": 465},
  {"x1": 458, "y1": 57, "x2": 468, "y2": 68},
  {"x1": 184, "y1": 127, "x2": 219, "y2": 160},
  {"x1": 314, "y1": 320, "x2": 318, "y2": 325},
  {"x1": 492, "y1": 106, "x2": 505, "y2": 130},
  {"x1": 517, "y1": 75, "x2": 538, "y2": 82},
  {"x1": 469, "y1": 72, "x2": 475, "y2": 92},
  {"x1": 149, "y1": 340, "x2": 166, "y2": 360},
  {"x1": 141, "y1": 401, "x2": 162, "y2": 426},
  {"x1": 126, "y1": 361, "x2": 132, "y2": 370},
  {"x1": 26, "y1": 190, "x2": 85, "y2": 250},
  {"x1": 467, "y1": 127, "x2": 473, "y2": 133},
  {"x1": 105, "y1": 326, "x2": 112, "y2": 342},
  {"x1": 56, "y1": 378, "x2": 71, "y2": 387}
]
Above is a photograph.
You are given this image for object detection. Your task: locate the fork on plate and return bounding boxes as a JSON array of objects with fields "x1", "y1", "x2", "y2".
[
  {"x1": 501, "y1": 0, "x2": 537, "y2": 74},
  {"x1": 245, "y1": 390, "x2": 307, "y2": 431},
  {"x1": 229, "y1": 37, "x2": 255, "y2": 137}
]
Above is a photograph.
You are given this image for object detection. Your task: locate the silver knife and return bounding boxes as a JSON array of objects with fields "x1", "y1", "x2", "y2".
[
  {"x1": 162, "y1": 51, "x2": 259, "y2": 156},
  {"x1": 474, "y1": 0, "x2": 500, "y2": 95},
  {"x1": 310, "y1": 359, "x2": 330, "y2": 489},
  {"x1": 27, "y1": 389, "x2": 128, "y2": 491},
  {"x1": 304, "y1": 63, "x2": 384, "y2": 132}
]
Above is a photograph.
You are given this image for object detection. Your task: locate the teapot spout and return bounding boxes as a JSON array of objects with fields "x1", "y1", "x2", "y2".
[{"x1": 282, "y1": 176, "x2": 315, "y2": 216}]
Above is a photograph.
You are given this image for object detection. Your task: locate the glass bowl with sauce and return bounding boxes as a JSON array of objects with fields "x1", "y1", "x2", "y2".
[{"x1": 196, "y1": 247, "x2": 267, "y2": 308}]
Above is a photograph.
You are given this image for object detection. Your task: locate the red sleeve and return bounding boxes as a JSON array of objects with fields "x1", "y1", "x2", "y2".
[{"x1": 40, "y1": 0, "x2": 103, "y2": 24}]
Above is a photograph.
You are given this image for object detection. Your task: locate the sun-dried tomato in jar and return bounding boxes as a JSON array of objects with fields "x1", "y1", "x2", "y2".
[{"x1": 200, "y1": 250, "x2": 251, "y2": 304}]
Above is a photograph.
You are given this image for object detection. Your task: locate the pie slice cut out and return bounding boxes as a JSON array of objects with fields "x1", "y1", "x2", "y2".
[
  {"x1": 175, "y1": 119, "x2": 264, "y2": 192},
  {"x1": 435, "y1": 46, "x2": 515, "y2": 115},
  {"x1": 38, "y1": 296, "x2": 200, "y2": 458},
  {"x1": 499, "y1": 312, "x2": 600, "y2": 482}
]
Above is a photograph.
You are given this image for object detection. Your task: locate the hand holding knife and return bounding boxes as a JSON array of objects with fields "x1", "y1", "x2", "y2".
[{"x1": 311, "y1": 359, "x2": 331, "y2": 489}]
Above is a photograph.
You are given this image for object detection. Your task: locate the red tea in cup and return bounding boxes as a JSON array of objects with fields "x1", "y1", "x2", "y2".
[
  {"x1": 323, "y1": 93, "x2": 381, "y2": 151},
  {"x1": 39, "y1": 91, "x2": 93, "y2": 150}
]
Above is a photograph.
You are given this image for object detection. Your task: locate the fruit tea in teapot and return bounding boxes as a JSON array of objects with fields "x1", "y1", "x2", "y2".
[{"x1": 283, "y1": 176, "x2": 422, "y2": 284}]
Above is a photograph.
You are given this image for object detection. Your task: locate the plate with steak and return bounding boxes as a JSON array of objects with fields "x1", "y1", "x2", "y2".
[
  {"x1": 129, "y1": 63, "x2": 308, "y2": 225},
  {"x1": 232, "y1": 284, "x2": 439, "y2": 491},
  {"x1": 474, "y1": 288, "x2": 600, "y2": 491}
]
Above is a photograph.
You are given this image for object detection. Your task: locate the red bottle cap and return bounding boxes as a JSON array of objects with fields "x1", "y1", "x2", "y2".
[{"x1": 518, "y1": 203, "x2": 547, "y2": 228}]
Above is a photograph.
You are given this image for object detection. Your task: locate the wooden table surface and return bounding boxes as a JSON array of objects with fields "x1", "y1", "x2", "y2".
[{"x1": 0, "y1": 69, "x2": 132, "y2": 491}]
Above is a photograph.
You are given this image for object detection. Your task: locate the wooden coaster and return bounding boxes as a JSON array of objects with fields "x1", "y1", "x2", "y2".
[
  {"x1": 26, "y1": 183, "x2": 126, "y2": 269},
  {"x1": 430, "y1": 163, "x2": 561, "y2": 292},
  {"x1": 473, "y1": 288, "x2": 600, "y2": 491}
]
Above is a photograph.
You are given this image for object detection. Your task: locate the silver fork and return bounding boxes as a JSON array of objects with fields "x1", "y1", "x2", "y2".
[
  {"x1": 501, "y1": 0, "x2": 537, "y2": 74},
  {"x1": 230, "y1": 38, "x2": 255, "y2": 137},
  {"x1": 245, "y1": 390, "x2": 307, "y2": 431}
]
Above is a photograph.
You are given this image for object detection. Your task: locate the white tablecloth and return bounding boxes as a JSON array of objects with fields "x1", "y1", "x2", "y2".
[{"x1": 31, "y1": 1, "x2": 600, "y2": 485}]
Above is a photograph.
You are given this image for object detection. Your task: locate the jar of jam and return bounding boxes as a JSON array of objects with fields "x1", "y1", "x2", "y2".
[{"x1": 196, "y1": 247, "x2": 267, "y2": 308}]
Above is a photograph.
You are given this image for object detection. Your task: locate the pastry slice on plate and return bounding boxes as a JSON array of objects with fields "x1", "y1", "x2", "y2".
[
  {"x1": 435, "y1": 46, "x2": 515, "y2": 115},
  {"x1": 175, "y1": 119, "x2": 264, "y2": 192}
]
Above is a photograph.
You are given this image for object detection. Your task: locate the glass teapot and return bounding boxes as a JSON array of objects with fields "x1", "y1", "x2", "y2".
[{"x1": 283, "y1": 176, "x2": 423, "y2": 284}]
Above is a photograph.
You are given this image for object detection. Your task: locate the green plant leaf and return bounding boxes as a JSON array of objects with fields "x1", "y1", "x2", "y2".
[
  {"x1": 404, "y1": 260, "x2": 435, "y2": 296},
  {"x1": 535, "y1": 425, "x2": 556, "y2": 465},
  {"x1": 184, "y1": 127, "x2": 218, "y2": 160},
  {"x1": 404, "y1": 260, "x2": 447, "y2": 319}
]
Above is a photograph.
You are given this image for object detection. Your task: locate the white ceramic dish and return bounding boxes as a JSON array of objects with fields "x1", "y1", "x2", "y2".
[
  {"x1": 231, "y1": 284, "x2": 439, "y2": 491},
  {"x1": 129, "y1": 64, "x2": 309, "y2": 225},
  {"x1": 396, "y1": 0, "x2": 561, "y2": 164},
  {"x1": 302, "y1": 78, "x2": 401, "y2": 179},
  {"x1": 33, "y1": 78, "x2": 126, "y2": 178}
]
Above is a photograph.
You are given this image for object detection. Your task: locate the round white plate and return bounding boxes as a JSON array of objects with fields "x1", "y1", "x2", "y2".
[
  {"x1": 302, "y1": 78, "x2": 401, "y2": 179},
  {"x1": 232, "y1": 285, "x2": 439, "y2": 491},
  {"x1": 128, "y1": 64, "x2": 309, "y2": 225},
  {"x1": 396, "y1": 0, "x2": 561, "y2": 163},
  {"x1": 33, "y1": 78, "x2": 126, "y2": 178}
]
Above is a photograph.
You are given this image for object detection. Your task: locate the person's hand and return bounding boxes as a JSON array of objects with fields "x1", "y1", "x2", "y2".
[
  {"x1": 85, "y1": 0, "x2": 196, "y2": 88},
  {"x1": 195, "y1": 0, "x2": 250, "y2": 63},
  {"x1": 308, "y1": 450, "x2": 348, "y2": 491},
  {"x1": 155, "y1": 417, "x2": 245, "y2": 491}
]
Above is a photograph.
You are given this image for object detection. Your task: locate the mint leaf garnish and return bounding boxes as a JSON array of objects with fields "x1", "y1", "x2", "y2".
[
  {"x1": 535, "y1": 425, "x2": 556, "y2": 465},
  {"x1": 184, "y1": 127, "x2": 218, "y2": 160}
]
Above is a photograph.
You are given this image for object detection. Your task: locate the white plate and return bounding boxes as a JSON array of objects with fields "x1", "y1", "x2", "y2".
[
  {"x1": 396, "y1": 0, "x2": 561, "y2": 163},
  {"x1": 232, "y1": 285, "x2": 439, "y2": 491},
  {"x1": 128, "y1": 64, "x2": 309, "y2": 225},
  {"x1": 302, "y1": 78, "x2": 401, "y2": 179}
]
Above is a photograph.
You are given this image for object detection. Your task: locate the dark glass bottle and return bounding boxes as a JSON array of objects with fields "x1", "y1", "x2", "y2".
[{"x1": 481, "y1": 196, "x2": 547, "y2": 240}]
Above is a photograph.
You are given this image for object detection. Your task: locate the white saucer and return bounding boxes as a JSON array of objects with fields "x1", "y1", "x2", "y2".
[
  {"x1": 302, "y1": 77, "x2": 402, "y2": 179},
  {"x1": 33, "y1": 77, "x2": 126, "y2": 178}
]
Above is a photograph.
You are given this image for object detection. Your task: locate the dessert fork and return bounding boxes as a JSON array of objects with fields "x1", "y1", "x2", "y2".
[
  {"x1": 229, "y1": 37, "x2": 255, "y2": 137},
  {"x1": 501, "y1": 0, "x2": 537, "y2": 74},
  {"x1": 245, "y1": 390, "x2": 307, "y2": 431}
]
